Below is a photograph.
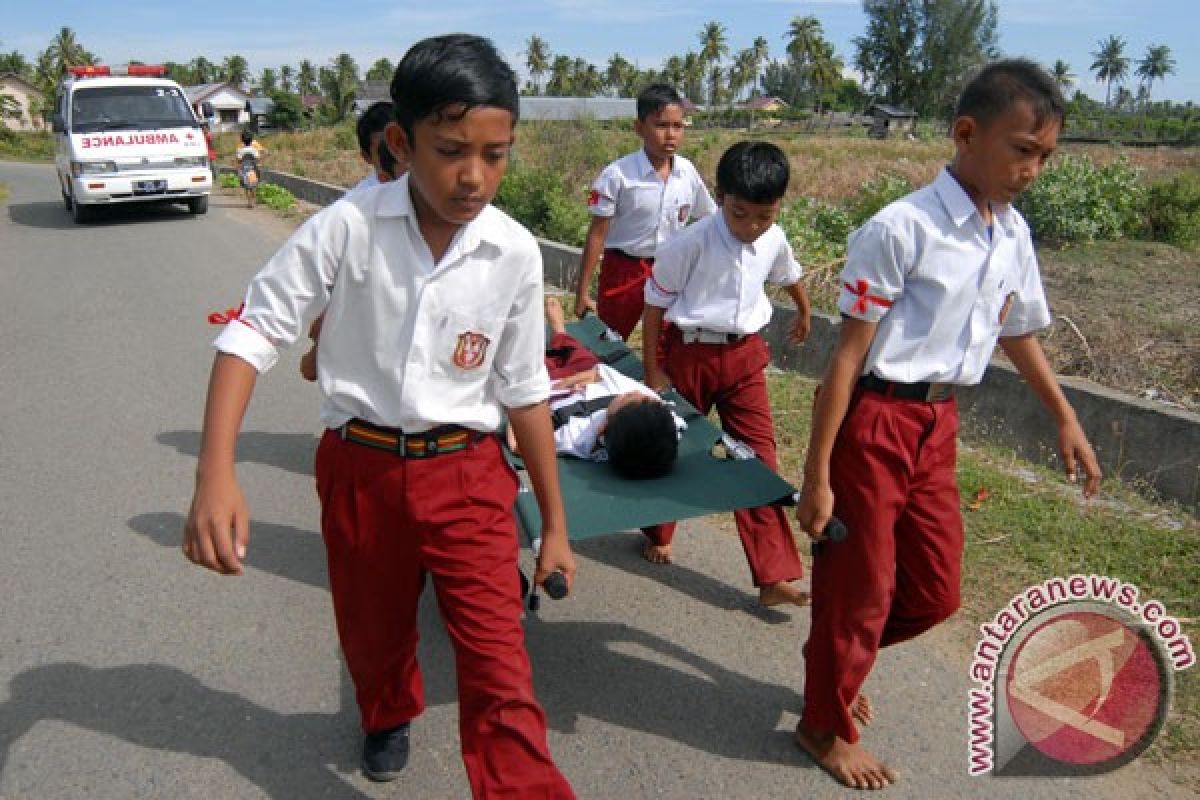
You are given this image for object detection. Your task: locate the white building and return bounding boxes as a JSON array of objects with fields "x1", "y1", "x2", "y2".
[{"x1": 184, "y1": 83, "x2": 251, "y2": 132}]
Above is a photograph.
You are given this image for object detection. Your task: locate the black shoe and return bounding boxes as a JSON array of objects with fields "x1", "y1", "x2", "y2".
[{"x1": 362, "y1": 722, "x2": 411, "y2": 782}]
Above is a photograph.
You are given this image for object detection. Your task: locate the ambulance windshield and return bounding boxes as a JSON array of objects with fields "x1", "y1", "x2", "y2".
[{"x1": 70, "y1": 86, "x2": 197, "y2": 133}]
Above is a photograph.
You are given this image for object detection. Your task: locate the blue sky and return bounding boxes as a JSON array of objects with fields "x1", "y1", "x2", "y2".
[{"x1": 10, "y1": 1, "x2": 1198, "y2": 102}]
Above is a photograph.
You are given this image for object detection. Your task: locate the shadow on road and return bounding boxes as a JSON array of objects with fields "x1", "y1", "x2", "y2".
[
  {"x1": 571, "y1": 534, "x2": 794, "y2": 623},
  {"x1": 157, "y1": 429, "x2": 317, "y2": 477},
  {"x1": 7, "y1": 200, "x2": 205, "y2": 230},
  {"x1": 0, "y1": 663, "x2": 368, "y2": 799},
  {"x1": 129, "y1": 511, "x2": 329, "y2": 591}
]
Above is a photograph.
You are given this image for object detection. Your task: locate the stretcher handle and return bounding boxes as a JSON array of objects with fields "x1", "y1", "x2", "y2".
[{"x1": 543, "y1": 571, "x2": 569, "y2": 599}]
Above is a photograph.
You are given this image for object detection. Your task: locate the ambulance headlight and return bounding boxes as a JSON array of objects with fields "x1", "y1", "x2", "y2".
[
  {"x1": 71, "y1": 160, "x2": 116, "y2": 176},
  {"x1": 174, "y1": 155, "x2": 208, "y2": 168}
]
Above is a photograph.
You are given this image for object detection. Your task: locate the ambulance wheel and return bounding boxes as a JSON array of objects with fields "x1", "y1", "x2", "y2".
[
  {"x1": 71, "y1": 197, "x2": 92, "y2": 224},
  {"x1": 188, "y1": 196, "x2": 209, "y2": 215}
]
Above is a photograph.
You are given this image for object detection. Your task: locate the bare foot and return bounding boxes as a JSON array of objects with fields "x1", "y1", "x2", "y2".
[
  {"x1": 758, "y1": 581, "x2": 810, "y2": 608},
  {"x1": 642, "y1": 541, "x2": 672, "y2": 564},
  {"x1": 851, "y1": 694, "x2": 874, "y2": 727},
  {"x1": 794, "y1": 723, "x2": 897, "y2": 790},
  {"x1": 544, "y1": 296, "x2": 566, "y2": 333}
]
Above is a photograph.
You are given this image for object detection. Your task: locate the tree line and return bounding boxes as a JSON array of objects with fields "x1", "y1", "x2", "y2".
[{"x1": 0, "y1": 4, "x2": 1186, "y2": 131}]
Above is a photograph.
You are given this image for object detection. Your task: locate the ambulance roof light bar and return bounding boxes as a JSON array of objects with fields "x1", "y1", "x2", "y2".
[{"x1": 67, "y1": 64, "x2": 167, "y2": 79}]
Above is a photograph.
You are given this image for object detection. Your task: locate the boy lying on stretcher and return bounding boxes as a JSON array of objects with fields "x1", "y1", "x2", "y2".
[{"x1": 508, "y1": 297, "x2": 685, "y2": 479}]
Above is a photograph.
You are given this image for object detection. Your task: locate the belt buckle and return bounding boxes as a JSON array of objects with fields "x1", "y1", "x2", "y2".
[{"x1": 925, "y1": 383, "x2": 951, "y2": 402}]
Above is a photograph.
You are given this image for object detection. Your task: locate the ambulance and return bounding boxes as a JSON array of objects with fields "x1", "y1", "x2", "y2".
[{"x1": 52, "y1": 64, "x2": 213, "y2": 223}]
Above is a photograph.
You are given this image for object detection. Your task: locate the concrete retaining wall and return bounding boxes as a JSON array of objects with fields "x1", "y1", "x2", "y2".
[
  {"x1": 224, "y1": 166, "x2": 1198, "y2": 508},
  {"x1": 538, "y1": 236, "x2": 1199, "y2": 509}
]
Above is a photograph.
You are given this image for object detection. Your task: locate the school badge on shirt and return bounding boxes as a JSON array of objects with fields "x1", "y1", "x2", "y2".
[
  {"x1": 677, "y1": 204, "x2": 691, "y2": 223},
  {"x1": 453, "y1": 331, "x2": 490, "y2": 370}
]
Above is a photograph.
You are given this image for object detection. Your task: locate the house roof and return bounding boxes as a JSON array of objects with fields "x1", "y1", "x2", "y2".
[
  {"x1": 741, "y1": 95, "x2": 788, "y2": 111},
  {"x1": 358, "y1": 79, "x2": 390, "y2": 105},
  {"x1": 184, "y1": 82, "x2": 250, "y2": 107},
  {"x1": 519, "y1": 96, "x2": 636, "y2": 121},
  {"x1": 0, "y1": 72, "x2": 40, "y2": 95},
  {"x1": 245, "y1": 96, "x2": 275, "y2": 115},
  {"x1": 869, "y1": 103, "x2": 918, "y2": 118}
]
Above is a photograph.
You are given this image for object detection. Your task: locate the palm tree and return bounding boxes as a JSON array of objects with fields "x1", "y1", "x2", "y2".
[
  {"x1": 279, "y1": 65, "x2": 294, "y2": 93},
  {"x1": 606, "y1": 54, "x2": 635, "y2": 97},
  {"x1": 682, "y1": 52, "x2": 705, "y2": 107},
  {"x1": 320, "y1": 53, "x2": 359, "y2": 121},
  {"x1": 259, "y1": 67, "x2": 277, "y2": 95},
  {"x1": 661, "y1": 56, "x2": 685, "y2": 90},
  {"x1": 1090, "y1": 35, "x2": 1129, "y2": 108},
  {"x1": 1050, "y1": 60, "x2": 1075, "y2": 93},
  {"x1": 785, "y1": 15, "x2": 824, "y2": 68},
  {"x1": 222, "y1": 54, "x2": 250, "y2": 89},
  {"x1": 730, "y1": 49, "x2": 758, "y2": 103},
  {"x1": 365, "y1": 58, "x2": 395, "y2": 83},
  {"x1": 297, "y1": 59, "x2": 318, "y2": 97},
  {"x1": 525, "y1": 35, "x2": 550, "y2": 95},
  {"x1": 1135, "y1": 44, "x2": 1176, "y2": 105},
  {"x1": 808, "y1": 40, "x2": 844, "y2": 113},
  {"x1": 707, "y1": 64, "x2": 724, "y2": 109},
  {"x1": 46, "y1": 27, "x2": 94, "y2": 80},
  {"x1": 547, "y1": 55, "x2": 572, "y2": 96},
  {"x1": 697, "y1": 21, "x2": 728, "y2": 106},
  {"x1": 751, "y1": 36, "x2": 769, "y2": 97},
  {"x1": 189, "y1": 57, "x2": 216, "y2": 84}
]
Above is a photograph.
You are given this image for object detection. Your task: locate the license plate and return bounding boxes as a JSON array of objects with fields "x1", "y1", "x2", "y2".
[{"x1": 133, "y1": 180, "x2": 167, "y2": 195}]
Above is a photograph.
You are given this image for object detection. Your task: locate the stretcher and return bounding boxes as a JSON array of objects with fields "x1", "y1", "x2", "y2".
[{"x1": 510, "y1": 315, "x2": 798, "y2": 544}]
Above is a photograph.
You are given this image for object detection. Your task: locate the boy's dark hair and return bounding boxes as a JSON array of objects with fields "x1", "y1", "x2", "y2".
[
  {"x1": 390, "y1": 34, "x2": 518, "y2": 143},
  {"x1": 240, "y1": 129, "x2": 253, "y2": 145},
  {"x1": 716, "y1": 140, "x2": 790, "y2": 204},
  {"x1": 955, "y1": 58, "x2": 1066, "y2": 129},
  {"x1": 606, "y1": 400, "x2": 678, "y2": 480},
  {"x1": 356, "y1": 100, "x2": 394, "y2": 156},
  {"x1": 636, "y1": 83, "x2": 683, "y2": 120},
  {"x1": 375, "y1": 136, "x2": 398, "y2": 180}
]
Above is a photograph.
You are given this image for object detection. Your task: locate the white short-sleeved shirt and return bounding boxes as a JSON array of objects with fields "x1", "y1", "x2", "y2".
[
  {"x1": 839, "y1": 167, "x2": 1052, "y2": 386},
  {"x1": 348, "y1": 171, "x2": 380, "y2": 194},
  {"x1": 213, "y1": 175, "x2": 551, "y2": 432},
  {"x1": 644, "y1": 212, "x2": 803, "y2": 335},
  {"x1": 588, "y1": 149, "x2": 717, "y2": 258},
  {"x1": 551, "y1": 364, "x2": 685, "y2": 460}
]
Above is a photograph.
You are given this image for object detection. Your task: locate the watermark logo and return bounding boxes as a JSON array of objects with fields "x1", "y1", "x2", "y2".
[{"x1": 968, "y1": 575, "x2": 1193, "y2": 777}]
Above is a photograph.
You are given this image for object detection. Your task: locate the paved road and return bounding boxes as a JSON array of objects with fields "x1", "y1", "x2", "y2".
[{"x1": 0, "y1": 161, "x2": 1186, "y2": 799}]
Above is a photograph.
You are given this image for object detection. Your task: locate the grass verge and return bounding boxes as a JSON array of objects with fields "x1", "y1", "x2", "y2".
[{"x1": 763, "y1": 368, "x2": 1198, "y2": 768}]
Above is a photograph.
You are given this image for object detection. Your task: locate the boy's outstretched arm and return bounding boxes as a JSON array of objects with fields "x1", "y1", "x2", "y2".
[
  {"x1": 184, "y1": 352, "x2": 258, "y2": 576},
  {"x1": 574, "y1": 216, "x2": 610, "y2": 318},
  {"x1": 783, "y1": 281, "x2": 812, "y2": 344},
  {"x1": 508, "y1": 401, "x2": 577, "y2": 591},
  {"x1": 999, "y1": 334, "x2": 1102, "y2": 496},
  {"x1": 796, "y1": 317, "x2": 877, "y2": 539},
  {"x1": 641, "y1": 303, "x2": 669, "y2": 391}
]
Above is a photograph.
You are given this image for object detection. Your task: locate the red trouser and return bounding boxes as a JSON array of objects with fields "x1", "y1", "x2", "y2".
[
  {"x1": 651, "y1": 326, "x2": 803, "y2": 586},
  {"x1": 315, "y1": 431, "x2": 575, "y2": 800},
  {"x1": 801, "y1": 389, "x2": 963, "y2": 744},
  {"x1": 544, "y1": 331, "x2": 670, "y2": 543},
  {"x1": 596, "y1": 249, "x2": 654, "y2": 340}
]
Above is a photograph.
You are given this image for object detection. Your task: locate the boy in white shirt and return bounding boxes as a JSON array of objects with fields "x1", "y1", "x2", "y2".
[
  {"x1": 574, "y1": 84, "x2": 716, "y2": 340},
  {"x1": 793, "y1": 59, "x2": 1101, "y2": 790},
  {"x1": 642, "y1": 140, "x2": 811, "y2": 604},
  {"x1": 183, "y1": 35, "x2": 576, "y2": 798}
]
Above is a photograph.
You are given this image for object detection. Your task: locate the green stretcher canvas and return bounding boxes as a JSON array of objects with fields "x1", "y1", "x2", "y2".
[{"x1": 511, "y1": 315, "x2": 797, "y2": 542}]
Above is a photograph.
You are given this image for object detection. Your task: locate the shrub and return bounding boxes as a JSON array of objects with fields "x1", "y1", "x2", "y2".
[
  {"x1": 847, "y1": 172, "x2": 913, "y2": 227},
  {"x1": 255, "y1": 183, "x2": 295, "y2": 212},
  {"x1": 0, "y1": 129, "x2": 54, "y2": 161},
  {"x1": 1144, "y1": 170, "x2": 1200, "y2": 249},
  {"x1": 1016, "y1": 154, "x2": 1146, "y2": 242},
  {"x1": 777, "y1": 196, "x2": 852, "y2": 265},
  {"x1": 218, "y1": 172, "x2": 239, "y2": 189},
  {"x1": 493, "y1": 165, "x2": 589, "y2": 246}
]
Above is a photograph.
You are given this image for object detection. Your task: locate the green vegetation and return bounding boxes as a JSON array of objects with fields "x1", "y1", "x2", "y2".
[
  {"x1": 0, "y1": 130, "x2": 54, "y2": 162},
  {"x1": 218, "y1": 172, "x2": 239, "y2": 189},
  {"x1": 0, "y1": 182, "x2": 9, "y2": 204},
  {"x1": 1016, "y1": 155, "x2": 1146, "y2": 242},
  {"x1": 255, "y1": 183, "x2": 295, "y2": 212},
  {"x1": 1145, "y1": 170, "x2": 1200, "y2": 248}
]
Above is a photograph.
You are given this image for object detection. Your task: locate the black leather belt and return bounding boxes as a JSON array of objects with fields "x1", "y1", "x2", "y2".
[{"x1": 858, "y1": 374, "x2": 954, "y2": 402}]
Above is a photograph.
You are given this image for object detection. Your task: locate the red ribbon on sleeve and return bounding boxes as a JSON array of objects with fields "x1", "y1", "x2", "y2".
[
  {"x1": 843, "y1": 279, "x2": 894, "y2": 316},
  {"x1": 207, "y1": 303, "x2": 245, "y2": 325}
]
